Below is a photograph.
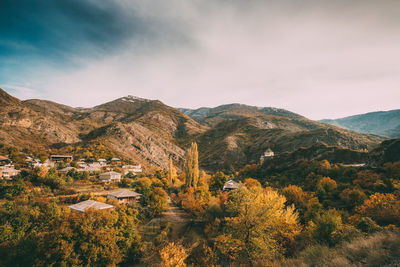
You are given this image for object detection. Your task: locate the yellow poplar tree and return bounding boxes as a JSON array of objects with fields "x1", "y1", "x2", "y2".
[
  {"x1": 168, "y1": 157, "x2": 177, "y2": 186},
  {"x1": 185, "y1": 142, "x2": 199, "y2": 188}
]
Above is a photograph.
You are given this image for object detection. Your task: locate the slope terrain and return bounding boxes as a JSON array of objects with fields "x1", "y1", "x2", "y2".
[
  {"x1": 321, "y1": 109, "x2": 400, "y2": 138},
  {"x1": 0, "y1": 89, "x2": 386, "y2": 171}
]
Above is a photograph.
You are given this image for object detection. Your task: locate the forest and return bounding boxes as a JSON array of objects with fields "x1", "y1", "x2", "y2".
[{"x1": 0, "y1": 142, "x2": 399, "y2": 266}]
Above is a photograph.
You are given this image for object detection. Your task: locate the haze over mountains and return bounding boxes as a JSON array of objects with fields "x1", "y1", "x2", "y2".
[
  {"x1": 321, "y1": 109, "x2": 400, "y2": 138},
  {"x1": 0, "y1": 88, "x2": 396, "y2": 171}
]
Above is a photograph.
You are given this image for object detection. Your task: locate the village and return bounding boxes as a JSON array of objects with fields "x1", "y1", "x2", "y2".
[{"x1": 0, "y1": 153, "x2": 149, "y2": 211}]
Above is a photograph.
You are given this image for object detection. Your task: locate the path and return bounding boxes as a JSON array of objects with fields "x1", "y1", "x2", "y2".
[{"x1": 146, "y1": 198, "x2": 192, "y2": 239}]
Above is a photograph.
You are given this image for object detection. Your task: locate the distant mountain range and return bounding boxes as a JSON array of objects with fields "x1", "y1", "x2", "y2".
[
  {"x1": 0, "y1": 88, "x2": 394, "y2": 171},
  {"x1": 320, "y1": 110, "x2": 400, "y2": 138}
]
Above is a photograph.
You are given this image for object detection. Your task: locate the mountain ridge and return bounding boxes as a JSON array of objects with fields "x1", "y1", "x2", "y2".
[
  {"x1": 320, "y1": 109, "x2": 400, "y2": 138},
  {"x1": 0, "y1": 88, "x2": 388, "y2": 171}
]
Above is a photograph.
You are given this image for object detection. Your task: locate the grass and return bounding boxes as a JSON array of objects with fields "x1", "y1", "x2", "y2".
[{"x1": 274, "y1": 230, "x2": 400, "y2": 267}]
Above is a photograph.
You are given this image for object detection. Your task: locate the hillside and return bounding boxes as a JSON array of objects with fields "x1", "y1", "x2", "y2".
[
  {"x1": 0, "y1": 89, "x2": 385, "y2": 171},
  {"x1": 178, "y1": 104, "x2": 304, "y2": 127},
  {"x1": 321, "y1": 109, "x2": 400, "y2": 138},
  {"x1": 194, "y1": 115, "x2": 382, "y2": 171},
  {"x1": 1, "y1": 90, "x2": 206, "y2": 170}
]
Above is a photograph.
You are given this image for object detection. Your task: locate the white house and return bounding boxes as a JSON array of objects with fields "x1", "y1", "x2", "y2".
[
  {"x1": 0, "y1": 168, "x2": 20, "y2": 180},
  {"x1": 99, "y1": 171, "x2": 122, "y2": 183},
  {"x1": 260, "y1": 148, "x2": 274, "y2": 164},
  {"x1": 122, "y1": 164, "x2": 142, "y2": 175}
]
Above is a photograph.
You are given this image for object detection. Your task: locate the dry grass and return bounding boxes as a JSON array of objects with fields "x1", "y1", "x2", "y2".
[{"x1": 274, "y1": 230, "x2": 400, "y2": 267}]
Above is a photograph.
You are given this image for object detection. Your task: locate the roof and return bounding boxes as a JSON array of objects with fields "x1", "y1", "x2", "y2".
[
  {"x1": 0, "y1": 168, "x2": 19, "y2": 173},
  {"x1": 111, "y1": 158, "x2": 121, "y2": 161},
  {"x1": 59, "y1": 167, "x2": 75, "y2": 172},
  {"x1": 223, "y1": 180, "x2": 240, "y2": 190},
  {"x1": 0, "y1": 156, "x2": 9, "y2": 161},
  {"x1": 108, "y1": 189, "x2": 142, "y2": 198},
  {"x1": 68, "y1": 200, "x2": 113, "y2": 212},
  {"x1": 99, "y1": 171, "x2": 121, "y2": 179},
  {"x1": 50, "y1": 155, "x2": 73, "y2": 158},
  {"x1": 100, "y1": 171, "x2": 121, "y2": 176}
]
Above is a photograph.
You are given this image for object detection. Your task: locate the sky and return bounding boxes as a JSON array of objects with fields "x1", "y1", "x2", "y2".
[{"x1": 0, "y1": 0, "x2": 399, "y2": 120}]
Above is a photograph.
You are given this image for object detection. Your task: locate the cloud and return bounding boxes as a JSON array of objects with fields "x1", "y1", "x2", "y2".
[{"x1": 1, "y1": 0, "x2": 399, "y2": 119}]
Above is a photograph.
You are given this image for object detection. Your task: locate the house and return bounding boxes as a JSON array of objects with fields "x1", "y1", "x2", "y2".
[
  {"x1": 0, "y1": 168, "x2": 20, "y2": 180},
  {"x1": 78, "y1": 166, "x2": 101, "y2": 173},
  {"x1": 31, "y1": 159, "x2": 55, "y2": 169},
  {"x1": 111, "y1": 158, "x2": 121, "y2": 162},
  {"x1": 58, "y1": 167, "x2": 76, "y2": 175},
  {"x1": 77, "y1": 161, "x2": 88, "y2": 168},
  {"x1": 223, "y1": 180, "x2": 240, "y2": 192},
  {"x1": 260, "y1": 148, "x2": 274, "y2": 164},
  {"x1": 99, "y1": 171, "x2": 122, "y2": 183},
  {"x1": 68, "y1": 200, "x2": 113, "y2": 212},
  {"x1": 107, "y1": 189, "x2": 142, "y2": 204},
  {"x1": 0, "y1": 156, "x2": 9, "y2": 164},
  {"x1": 50, "y1": 155, "x2": 73, "y2": 162},
  {"x1": 98, "y1": 159, "x2": 108, "y2": 166},
  {"x1": 122, "y1": 164, "x2": 142, "y2": 175}
]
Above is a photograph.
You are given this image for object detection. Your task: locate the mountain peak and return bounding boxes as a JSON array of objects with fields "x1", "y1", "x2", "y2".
[
  {"x1": 0, "y1": 88, "x2": 21, "y2": 105},
  {"x1": 120, "y1": 95, "x2": 151, "y2": 103}
]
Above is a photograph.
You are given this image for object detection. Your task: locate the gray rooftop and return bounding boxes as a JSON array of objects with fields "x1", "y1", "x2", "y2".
[
  {"x1": 108, "y1": 189, "x2": 142, "y2": 198},
  {"x1": 68, "y1": 200, "x2": 114, "y2": 212}
]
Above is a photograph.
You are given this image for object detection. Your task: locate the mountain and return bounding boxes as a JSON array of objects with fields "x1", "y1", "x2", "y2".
[
  {"x1": 178, "y1": 104, "x2": 304, "y2": 127},
  {"x1": 0, "y1": 89, "x2": 387, "y2": 171},
  {"x1": 1, "y1": 90, "x2": 206, "y2": 170},
  {"x1": 320, "y1": 109, "x2": 400, "y2": 138},
  {"x1": 192, "y1": 115, "x2": 382, "y2": 171}
]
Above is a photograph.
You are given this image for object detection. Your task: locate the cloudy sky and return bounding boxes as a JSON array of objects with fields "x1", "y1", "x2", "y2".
[{"x1": 0, "y1": 0, "x2": 399, "y2": 119}]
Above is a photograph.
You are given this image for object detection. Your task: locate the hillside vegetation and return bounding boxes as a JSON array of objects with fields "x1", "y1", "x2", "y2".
[{"x1": 321, "y1": 109, "x2": 400, "y2": 138}]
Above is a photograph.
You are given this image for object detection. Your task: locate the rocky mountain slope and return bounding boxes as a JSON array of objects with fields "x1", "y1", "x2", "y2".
[
  {"x1": 320, "y1": 109, "x2": 400, "y2": 138},
  {"x1": 0, "y1": 89, "x2": 387, "y2": 171}
]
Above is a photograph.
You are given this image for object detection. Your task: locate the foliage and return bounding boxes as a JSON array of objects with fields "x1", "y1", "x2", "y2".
[
  {"x1": 148, "y1": 187, "x2": 168, "y2": 216},
  {"x1": 209, "y1": 171, "x2": 228, "y2": 194},
  {"x1": 159, "y1": 242, "x2": 188, "y2": 267},
  {"x1": 355, "y1": 193, "x2": 400, "y2": 226},
  {"x1": 216, "y1": 187, "x2": 301, "y2": 264},
  {"x1": 185, "y1": 142, "x2": 199, "y2": 188}
]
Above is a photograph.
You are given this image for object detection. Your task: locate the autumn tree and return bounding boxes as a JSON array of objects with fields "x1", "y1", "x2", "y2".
[
  {"x1": 168, "y1": 157, "x2": 177, "y2": 186},
  {"x1": 356, "y1": 193, "x2": 400, "y2": 226},
  {"x1": 185, "y1": 142, "x2": 199, "y2": 188},
  {"x1": 159, "y1": 242, "x2": 188, "y2": 267},
  {"x1": 243, "y1": 178, "x2": 261, "y2": 188},
  {"x1": 149, "y1": 187, "x2": 168, "y2": 216},
  {"x1": 215, "y1": 187, "x2": 301, "y2": 264},
  {"x1": 282, "y1": 185, "x2": 305, "y2": 208},
  {"x1": 209, "y1": 171, "x2": 228, "y2": 194}
]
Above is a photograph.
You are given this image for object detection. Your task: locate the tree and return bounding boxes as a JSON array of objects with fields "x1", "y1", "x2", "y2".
[
  {"x1": 243, "y1": 178, "x2": 261, "y2": 188},
  {"x1": 282, "y1": 185, "x2": 305, "y2": 208},
  {"x1": 168, "y1": 157, "x2": 177, "y2": 186},
  {"x1": 149, "y1": 187, "x2": 168, "y2": 216},
  {"x1": 317, "y1": 177, "x2": 337, "y2": 192},
  {"x1": 209, "y1": 172, "x2": 228, "y2": 193},
  {"x1": 159, "y1": 242, "x2": 188, "y2": 267},
  {"x1": 185, "y1": 142, "x2": 199, "y2": 188},
  {"x1": 356, "y1": 193, "x2": 400, "y2": 226},
  {"x1": 216, "y1": 187, "x2": 301, "y2": 263}
]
